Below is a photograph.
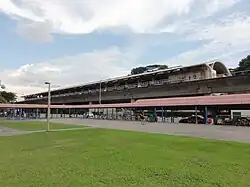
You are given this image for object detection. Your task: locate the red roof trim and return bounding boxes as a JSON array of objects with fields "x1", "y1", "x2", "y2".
[{"x1": 1, "y1": 93, "x2": 250, "y2": 109}]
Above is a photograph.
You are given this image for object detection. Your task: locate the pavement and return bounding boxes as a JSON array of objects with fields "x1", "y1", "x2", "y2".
[
  {"x1": 49, "y1": 118, "x2": 250, "y2": 143},
  {"x1": 1, "y1": 118, "x2": 250, "y2": 143},
  {"x1": 0, "y1": 126, "x2": 29, "y2": 137}
]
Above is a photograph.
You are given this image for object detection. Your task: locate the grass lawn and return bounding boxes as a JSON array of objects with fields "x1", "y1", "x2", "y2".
[
  {"x1": 0, "y1": 128, "x2": 250, "y2": 187},
  {"x1": 0, "y1": 121, "x2": 82, "y2": 131}
]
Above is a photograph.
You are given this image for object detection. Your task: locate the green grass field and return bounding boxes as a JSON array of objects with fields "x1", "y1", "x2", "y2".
[
  {"x1": 0, "y1": 124, "x2": 250, "y2": 186},
  {"x1": 0, "y1": 121, "x2": 82, "y2": 131}
]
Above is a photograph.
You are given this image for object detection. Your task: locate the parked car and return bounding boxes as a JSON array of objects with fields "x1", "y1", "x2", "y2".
[
  {"x1": 179, "y1": 115, "x2": 213, "y2": 124},
  {"x1": 179, "y1": 115, "x2": 204, "y2": 124},
  {"x1": 215, "y1": 116, "x2": 232, "y2": 125}
]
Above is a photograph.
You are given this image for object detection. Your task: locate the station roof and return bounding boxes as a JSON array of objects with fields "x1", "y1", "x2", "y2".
[
  {"x1": 2, "y1": 93, "x2": 250, "y2": 109},
  {"x1": 23, "y1": 62, "x2": 212, "y2": 97}
]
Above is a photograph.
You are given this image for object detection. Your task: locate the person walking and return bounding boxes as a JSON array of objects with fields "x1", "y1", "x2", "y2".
[{"x1": 139, "y1": 111, "x2": 145, "y2": 125}]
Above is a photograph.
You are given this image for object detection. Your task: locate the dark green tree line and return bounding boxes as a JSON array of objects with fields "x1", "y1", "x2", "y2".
[
  {"x1": 131, "y1": 64, "x2": 168, "y2": 75},
  {"x1": 0, "y1": 91, "x2": 17, "y2": 103}
]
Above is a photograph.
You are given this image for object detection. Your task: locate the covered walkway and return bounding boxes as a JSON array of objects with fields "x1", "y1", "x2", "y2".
[
  {"x1": 1, "y1": 93, "x2": 250, "y2": 109},
  {"x1": 1, "y1": 93, "x2": 250, "y2": 126}
]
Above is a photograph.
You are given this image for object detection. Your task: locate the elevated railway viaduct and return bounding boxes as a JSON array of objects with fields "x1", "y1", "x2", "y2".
[{"x1": 19, "y1": 74, "x2": 250, "y2": 105}]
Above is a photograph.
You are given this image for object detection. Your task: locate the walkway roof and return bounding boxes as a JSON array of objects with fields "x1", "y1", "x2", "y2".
[{"x1": 1, "y1": 93, "x2": 250, "y2": 109}]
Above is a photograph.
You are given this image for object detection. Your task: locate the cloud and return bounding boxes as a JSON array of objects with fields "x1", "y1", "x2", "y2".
[
  {"x1": 0, "y1": 0, "x2": 248, "y2": 98},
  {"x1": 0, "y1": 47, "x2": 131, "y2": 96},
  {"x1": 160, "y1": 13, "x2": 250, "y2": 68},
  {"x1": 16, "y1": 21, "x2": 53, "y2": 42},
  {"x1": 0, "y1": 0, "x2": 241, "y2": 35}
]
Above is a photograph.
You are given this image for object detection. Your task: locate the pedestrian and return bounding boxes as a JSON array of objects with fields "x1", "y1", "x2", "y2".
[{"x1": 140, "y1": 111, "x2": 145, "y2": 125}]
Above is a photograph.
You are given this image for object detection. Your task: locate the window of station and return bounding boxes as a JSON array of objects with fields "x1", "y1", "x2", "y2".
[
  {"x1": 42, "y1": 93, "x2": 48, "y2": 97},
  {"x1": 87, "y1": 84, "x2": 97, "y2": 93},
  {"x1": 105, "y1": 81, "x2": 115, "y2": 91},
  {"x1": 52, "y1": 91, "x2": 60, "y2": 96},
  {"x1": 64, "y1": 89, "x2": 72, "y2": 95},
  {"x1": 74, "y1": 87, "x2": 83, "y2": 93},
  {"x1": 141, "y1": 74, "x2": 154, "y2": 82},
  {"x1": 136, "y1": 74, "x2": 152, "y2": 87},
  {"x1": 116, "y1": 82, "x2": 126, "y2": 90},
  {"x1": 153, "y1": 73, "x2": 170, "y2": 85},
  {"x1": 125, "y1": 77, "x2": 139, "y2": 89}
]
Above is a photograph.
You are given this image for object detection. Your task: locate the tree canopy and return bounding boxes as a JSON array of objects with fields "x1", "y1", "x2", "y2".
[
  {"x1": 235, "y1": 55, "x2": 250, "y2": 72},
  {"x1": 131, "y1": 64, "x2": 168, "y2": 75},
  {"x1": 0, "y1": 91, "x2": 17, "y2": 103}
]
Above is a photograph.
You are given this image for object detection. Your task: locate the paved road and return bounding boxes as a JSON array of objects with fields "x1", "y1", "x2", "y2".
[
  {"x1": 2, "y1": 118, "x2": 250, "y2": 142},
  {"x1": 49, "y1": 118, "x2": 250, "y2": 143}
]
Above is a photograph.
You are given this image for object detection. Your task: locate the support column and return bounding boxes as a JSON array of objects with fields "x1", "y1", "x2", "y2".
[
  {"x1": 161, "y1": 107, "x2": 164, "y2": 123},
  {"x1": 111, "y1": 108, "x2": 114, "y2": 120},
  {"x1": 36, "y1": 108, "x2": 39, "y2": 120},
  {"x1": 204, "y1": 106, "x2": 208, "y2": 125},
  {"x1": 154, "y1": 108, "x2": 157, "y2": 123},
  {"x1": 195, "y1": 106, "x2": 198, "y2": 124},
  {"x1": 106, "y1": 108, "x2": 109, "y2": 120},
  {"x1": 13, "y1": 108, "x2": 16, "y2": 119},
  {"x1": 171, "y1": 110, "x2": 174, "y2": 123},
  {"x1": 56, "y1": 108, "x2": 59, "y2": 118},
  {"x1": 116, "y1": 108, "x2": 118, "y2": 120},
  {"x1": 123, "y1": 108, "x2": 126, "y2": 120},
  {"x1": 164, "y1": 108, "x2": 166, "y2": 122},
  {"x1": 18, "y1": 108, "x2": 21, "y2": 120}
]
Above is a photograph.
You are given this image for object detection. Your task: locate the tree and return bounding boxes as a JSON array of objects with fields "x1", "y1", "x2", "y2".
[
  {"x1": 0, "y1": 94, "x2": 7, "y2": 103},
  {"x1": 0, "y1": 91, "x2": 17, "y2": 103},
  {"x1": 131, "y1": 67, "x2": 147, "y2": 75},
  {"x1": 158, "y1": 65, "x2": 168, "y2": 70},
  {"x1": 131, "y1": 64, "x2": 168, "y2": 75},
  {"x1": 235, "y1": 55, "x2": 250, "y2": 72}
]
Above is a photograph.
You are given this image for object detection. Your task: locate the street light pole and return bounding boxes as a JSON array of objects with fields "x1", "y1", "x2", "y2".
[{"x1": 45, "y1": 82, "x2": 51, "y2": 132}]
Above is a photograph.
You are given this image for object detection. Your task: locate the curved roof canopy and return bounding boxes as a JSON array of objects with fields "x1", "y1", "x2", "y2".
[{"x1": 208, "y1": 61, "x2": 232, "y2": 76}]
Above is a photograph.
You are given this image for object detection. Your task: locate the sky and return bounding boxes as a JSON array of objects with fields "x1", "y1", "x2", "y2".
[{"x1": 1, "y1": 0, "x2": 250, "y2": 98}]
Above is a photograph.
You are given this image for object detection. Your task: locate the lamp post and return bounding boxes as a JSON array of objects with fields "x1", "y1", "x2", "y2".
[{"x1": 45, "y1": 82, "x2": 51, "y2": 131}]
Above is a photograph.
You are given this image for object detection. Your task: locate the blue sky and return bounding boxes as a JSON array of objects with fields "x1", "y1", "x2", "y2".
[{"x1": 0, "y1": 0, "x2": 250, "y2": 95}]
